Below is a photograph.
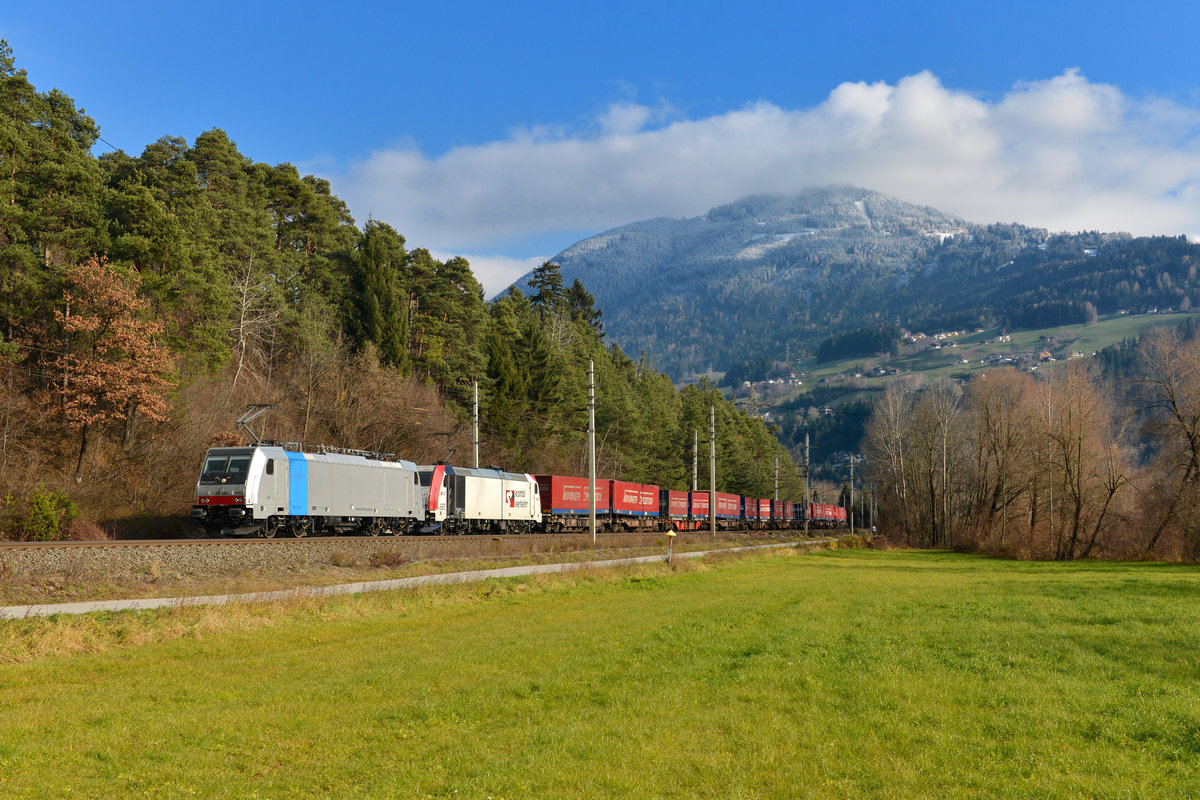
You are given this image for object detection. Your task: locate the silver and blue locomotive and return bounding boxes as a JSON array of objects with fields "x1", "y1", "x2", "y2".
[{"x1": 191, "y1": 445, "x2": 422, "y2": 538}]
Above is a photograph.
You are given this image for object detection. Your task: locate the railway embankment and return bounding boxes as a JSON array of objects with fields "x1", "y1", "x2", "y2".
[{"x1": 0, "y1": 530, "x2": 846, "y2": 606}]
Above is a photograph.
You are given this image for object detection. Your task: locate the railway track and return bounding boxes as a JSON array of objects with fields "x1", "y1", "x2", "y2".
[
  {"x1": 0, "y1": 533, "x2": 563, "y2": 550},
  {"x1": 0, "y1": 528, "x2": 817, "y2": 551}
]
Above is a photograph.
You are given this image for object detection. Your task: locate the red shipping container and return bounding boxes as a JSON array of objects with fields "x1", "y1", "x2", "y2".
[
  {"x1": 742, "y1": 497, "x2": 756, "y2": 519},
  {"x1": 715, "y1": 492, "x2": 740, "y2": 518},
  {"x1": 810, "y1": 503, "x2": 834, "y2": 521},
  {"x1": 689, "y1": 492, "x2": 710, "y2": 519},
  {"x1": 535, "y1": 475, "x2": 609, "y2": 515},
  {"x1": 639, "y1": 484, "x2": 660, "y2": 516},
  {"x1": 661, "y1": 489, "x2": 689, "y2": 519},
  {"x1": 610, "y1": 480, "x2": 644, "y2": 516},
  {"x1": 758, "y1": 498, "x2": 771, "y2": 519}
]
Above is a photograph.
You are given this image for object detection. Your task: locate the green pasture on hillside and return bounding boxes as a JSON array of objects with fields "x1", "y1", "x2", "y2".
[
  {"x1": 767, "y1": 311, "x2": 1196, "y2": 407},
  {"x1": 3, "y1": 550, "x2": 1200, "y2": 798}
]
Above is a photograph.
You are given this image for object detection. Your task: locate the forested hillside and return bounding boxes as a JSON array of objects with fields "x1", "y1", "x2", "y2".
[
  {"x1": 0, "y1": 43, "x2": 799, "y2": 539},
  {"x1": 518, "y1": 189, "x2": 1200, "y2": 382}
]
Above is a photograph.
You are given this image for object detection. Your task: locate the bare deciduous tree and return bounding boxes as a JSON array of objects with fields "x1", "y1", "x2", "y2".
[
  {"x1": 963, "y1": 368, "x2": 1037, "y2": 551},
  {"x1": 1135, "y1": 327, "x2": 1200, "y2": 557}
]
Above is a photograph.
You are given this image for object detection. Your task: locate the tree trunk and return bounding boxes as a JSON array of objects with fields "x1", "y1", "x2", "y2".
[{"x1": 73, "y1": 423, "x2": 90, "y2": 484}]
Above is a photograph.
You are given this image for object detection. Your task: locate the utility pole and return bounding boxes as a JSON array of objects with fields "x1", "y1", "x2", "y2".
[
  {"x1": 589, "y1": 360, "x2": 596, "y2": 545},
  {"x1": 804, "y1": 432, "x2": 810, "y2": 538},
  {"x1": 849, "y1": 455, "x2": 855, "y2": 535},
  {"x1": 774, "y1": 455, "x2": 779, "y2": 502},
  {"x1": 472, "y1": 380, "x2": 479, "y2": 469},
  {"x1": 869, "y1": 485, "x2": 876, "y2": 532},
  {"x1": 692, "y1": 429, "x2": 698, "y2": 492},
  {"x1": 709, "y1": 405, "x2": 716, "y2": 539}
]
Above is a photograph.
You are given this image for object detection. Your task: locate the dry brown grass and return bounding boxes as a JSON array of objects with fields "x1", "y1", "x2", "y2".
[
  {"x1": 0, "y1": 532, "x2": 810, "y2": 607},
  {"x1": 0, "y1": 544, "x2": 824, "y2": 664}
]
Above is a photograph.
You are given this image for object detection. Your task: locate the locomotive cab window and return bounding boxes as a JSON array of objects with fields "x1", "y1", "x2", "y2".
[
  {"x1": 266, "y1": 459, "x2": 275, "y2": 476},
  {"x1": 200, "y1": 454, "x2": 253, "y2": 484}
]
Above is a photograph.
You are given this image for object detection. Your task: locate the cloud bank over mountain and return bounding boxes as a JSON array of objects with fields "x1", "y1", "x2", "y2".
[{"x1": 335, "y1": 70, "x2": 1200, "y2": 294}]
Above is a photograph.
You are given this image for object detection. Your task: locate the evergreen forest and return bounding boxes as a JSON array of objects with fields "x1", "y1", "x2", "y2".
[{"x1": 0, "y1": 43, "x2": 801, "y2": 539}]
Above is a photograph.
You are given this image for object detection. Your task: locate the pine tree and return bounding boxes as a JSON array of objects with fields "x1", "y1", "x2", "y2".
[
  {"x1": 186, "y1": 129, "x2": 283, "y2": 384},
  {"x1": 346, "y1": 220, "x2": 407, "y2": 369},
  {"x1": 528, "y1": 261, "x2": 565, "y2": 313},
  {"x1": 565, "y1": 278, "x2": 603, "y2": 337}
]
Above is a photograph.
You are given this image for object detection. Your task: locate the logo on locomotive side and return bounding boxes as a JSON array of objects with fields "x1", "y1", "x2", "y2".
[{"x1": 505, "y1": 488, "x2": 530, "y2": 509}]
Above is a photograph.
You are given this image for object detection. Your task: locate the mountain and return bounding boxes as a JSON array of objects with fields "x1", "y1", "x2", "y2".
[
  {"x1": 510, "y1": 186, "x2": 1200, "y2": 382},
  {"x1": 511, "y1": 186, "x2": 998, "y2": 380}
]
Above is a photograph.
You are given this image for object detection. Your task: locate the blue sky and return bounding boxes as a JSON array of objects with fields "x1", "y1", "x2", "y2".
[{"x1": 4, "y1": 0, "x2": 1200, "y2": 293}]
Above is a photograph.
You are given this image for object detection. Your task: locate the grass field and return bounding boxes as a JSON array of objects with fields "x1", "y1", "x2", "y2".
[{"x1": 3, "y1": 549, "x2": 1200, "y2": 798}]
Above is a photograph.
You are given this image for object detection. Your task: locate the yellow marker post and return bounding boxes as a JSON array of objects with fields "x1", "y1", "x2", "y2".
[{"x1": 666, "y1": 530, "x2": 676, "y2": 564}]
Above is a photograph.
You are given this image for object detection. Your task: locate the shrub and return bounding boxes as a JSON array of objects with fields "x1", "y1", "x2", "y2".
[
  {"x1": 1, "y1": 486, "x2": 81, "y2": 541},
  {"x1": 370, "y1": 548, "x2": 407, "y2": 568},
  {"x1": 63, "y1": 517, "x2": 107, "y2": 541}
]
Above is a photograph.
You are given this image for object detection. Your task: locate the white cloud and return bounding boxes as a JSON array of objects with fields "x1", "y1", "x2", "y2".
[
  {"x1": 333, "y1": 70, "x2": 1200, "y2": 266},
  {"x1": 597, "y1": 102, "x2": 654, "y2": 136},
  {"x1": 431, "y1": 251, "x2": 547, "y2": 299}
]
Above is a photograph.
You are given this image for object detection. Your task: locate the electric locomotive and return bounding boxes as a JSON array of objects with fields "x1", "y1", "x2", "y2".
[
  {"x1": 418, "y1": 464, "x2": 541, "y2": 534},
  {"x1": 191, "y1": 444, "x2": 422, "y2": 538}
]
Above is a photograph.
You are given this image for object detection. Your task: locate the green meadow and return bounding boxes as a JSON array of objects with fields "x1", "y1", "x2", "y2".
[
  {"x1": 3, "y1": 549, "x2": 1200, "y2": 798},
  {"x1": 786, "y1": 311, "x2": 1195, "y2": 399}
]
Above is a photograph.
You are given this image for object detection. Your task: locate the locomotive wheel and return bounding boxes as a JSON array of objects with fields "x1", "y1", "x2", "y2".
[
  {"x1": 291, "y1": 517, "x2": 310, "y2": 538},
  {"x1": 261, "y1": 517, "x2": 279, "y2": 539},
  {"x1": 367, "y1": 518, "x2": 383, "y2": 537}
]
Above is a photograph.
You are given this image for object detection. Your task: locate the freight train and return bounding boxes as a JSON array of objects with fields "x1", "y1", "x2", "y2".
[{"x1": 191, "y1": 443, "x2": 846, "y2": 538}]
